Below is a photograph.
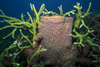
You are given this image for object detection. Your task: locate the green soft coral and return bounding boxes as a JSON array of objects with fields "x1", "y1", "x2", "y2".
[
  {"x1": 74, "y1": 2, "x2": 91, "y2": 28},
  {"x1": 71, "y1": 2, "x2": 92, "y2": 47},
  {"x1": 43, "y1": 5, "x2": 75, "y2": 16},
  {"x1": 0, "y1": 3, "x2": 46, "y2": 67},
  {"x1": 71, "y1": 2, "x2": 100, "y2": 49}
]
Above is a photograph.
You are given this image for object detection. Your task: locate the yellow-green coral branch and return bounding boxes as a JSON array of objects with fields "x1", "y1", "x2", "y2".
[
  {"x1": 27, "y1": 45, "x2": 47, "y2": 67},
  {"x1": 29, "y1": 4, "x2": 45, "y2": 41},
  {"x1": 30, "y1": 3, "x2": 45, "y2": 26},
  {"x1": 79, "y1": 19, "x2": 88, "y2": 29},
  {"x1": 58, "y1": 5, "x2": 63, "y2": 16},
  {"x1": 73, "y1": 3, "x2": 82, "y2": 10},
  {"x1": 19, "y1": 29, "x2": 34, "y2": 47},
  {"x1": 0, "y1": 45, "x2": 16, "y2": 58},
  {"x1": 71, "y1": 28, "x2": 94, "y2": 46},
  {"x1": 0, "y1": 4, "x2": 45, "y2": 39},
  {"x1": 38, "y1": 4, "x2": 45, "y2": 16},
  {"x1": 83, "y1": 30, "x2": 94, "y2": 37},
  {"x1": 74, "y1": 3, "x2": 82, "y2": 28},
  {"x1": 27, "y1": 12, "x2": 37, "y2": 41},
  {"x1": 30, "y1": 3, "x2": 37, "y2": 16},
  {"x1": 43, "y1": 10, "x2": 59, "y2": 16},
  {"x1": 0, "y1": 10, "x2": 22, "y2": 22},
  {"x1": 86, "y1": 39, "x2": 100, "y2": 50},
  {"x1": 28, "y1": 29, "x2": 34, "y2": 35},
  {"x1": 12, "y1": 28, "x2": 17, "y2": 38},
  {"x1": 27, "y1": 12, "x2": 34, "y2": 25},
  {"x1": 0, "y1": 9, "x2": 6, "y2": 16},
  {"x1": 83, "y1": 2, "x2": 91, "y2": 18},
  {"x1": 63, "y1": 10, "x2": 75, "y2": 17},
  {"x1": 12, "y1": 22, "x2": 32, "y2": 28},
  {"x1": 0, "y1": 15, "x2": 22, "y2": 22},
  {"x1": 0, "y1": 25, "x2": 24, "y2": 30},
  {"x1": 37, "y1": 4, "x2": 45, "y2": 25},
  {"x1": 21, "y1": 13, "x2": 25, "y2": 22},
  {"x1": 74, "y1": 3, "x2": 91, "y2": 28},
  {"x1": 3, "y1": 28, "x2": 17, "y2": 39}
]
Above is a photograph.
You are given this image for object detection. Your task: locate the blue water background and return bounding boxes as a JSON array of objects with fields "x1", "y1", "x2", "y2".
[{"x1": 0, "y1": 0, "x2": 100, "y2": 26}]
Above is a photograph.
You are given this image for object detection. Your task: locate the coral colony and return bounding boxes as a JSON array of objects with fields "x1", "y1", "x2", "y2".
[{"x1": 0, "y1": 2, "x2": 100, "y2": 67}]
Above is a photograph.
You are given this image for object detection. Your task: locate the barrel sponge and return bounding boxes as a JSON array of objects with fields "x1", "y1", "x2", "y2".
[{"x1": 23, "y1": 16, "x2": 78, "y2": 67}]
